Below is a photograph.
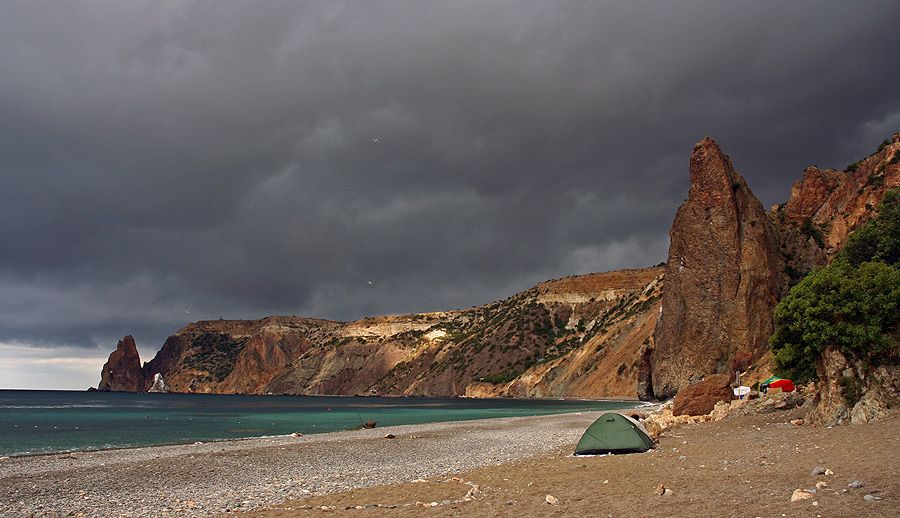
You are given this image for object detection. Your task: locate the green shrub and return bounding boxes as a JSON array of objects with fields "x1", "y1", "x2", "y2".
[
  {"x1": 771, "y1": 261, "x2": 900, "y2": 382},
  {"x1": 770, "y1": 190, "x2": 900, "y2": 382},
  {"x1": 843, "y1": 189, "x2": 899, "y2": 266}
]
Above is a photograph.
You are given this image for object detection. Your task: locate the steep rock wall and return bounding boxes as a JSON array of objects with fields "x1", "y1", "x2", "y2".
[{"x1": 648, "y1": 138, "x2": 785, "y2": 399}]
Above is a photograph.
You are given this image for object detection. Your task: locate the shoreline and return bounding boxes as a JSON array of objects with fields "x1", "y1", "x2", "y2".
[
  {"x1": 1, "y1": 387, "x2": 648, "y2": 402},
  {"x1": 0, "y1": 410, "x2": 617, "y2": 517},
  {"x1": 0, "y1": 393, "x2": 649, "y2": 459}
]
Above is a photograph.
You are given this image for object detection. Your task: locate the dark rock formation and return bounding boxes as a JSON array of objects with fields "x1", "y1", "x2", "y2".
[
  {"x1": 97, "y1": 335, "x2": 147, "y2": 392},
  {"x1": 672, "y1": 373, "x2": 733, "y2": 416},
  {"x1": 650, "y1": 138, "x2": 785, "y2": 399}
]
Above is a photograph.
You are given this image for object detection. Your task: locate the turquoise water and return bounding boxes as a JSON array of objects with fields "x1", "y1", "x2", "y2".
[{"x1": 0, "y1": 390, "x2": 640, "y2": 457}]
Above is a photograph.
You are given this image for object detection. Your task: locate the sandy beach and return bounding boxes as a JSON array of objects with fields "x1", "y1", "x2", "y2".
[
  {"x1": 249, "y1": 410, "x2": 900, "y2": 518},
  {"x1": 0, "y1": 411, "x2": 613, "y2": 517},
  {"x1": 2, "y1": 407, "x2": 897, "y2": 518}
]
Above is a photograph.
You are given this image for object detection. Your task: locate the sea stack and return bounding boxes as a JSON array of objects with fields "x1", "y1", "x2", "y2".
[
  {"x1": 646, "y1": 138, "x2": 785, "y2": 399},
  {"x1": 98, "y1": 335, "x2": 147, "y2": 392}
]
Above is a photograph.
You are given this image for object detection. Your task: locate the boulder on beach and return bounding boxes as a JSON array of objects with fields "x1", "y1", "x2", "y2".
[{"x1": 673, "y1": 374, "x2": 733, "y2": 416}]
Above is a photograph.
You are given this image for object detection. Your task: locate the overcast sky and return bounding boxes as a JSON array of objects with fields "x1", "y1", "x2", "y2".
[{"x1": 2, "y1": 1, "x2": 899, "y2": 389}]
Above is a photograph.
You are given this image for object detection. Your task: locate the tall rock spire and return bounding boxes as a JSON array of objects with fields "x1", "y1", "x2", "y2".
[
  {"x1": 97, "y1": 335, "x2": 147, "y2": 392},
  {"x1": 646, "y1": 138, "x2": 785, "y2": 399}
]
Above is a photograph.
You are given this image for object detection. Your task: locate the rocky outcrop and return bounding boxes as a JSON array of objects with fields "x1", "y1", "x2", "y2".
[
  {"x1": 774, "y1": 132, "x2": 900, "y2": 279},
  {"x1": 672, "y1": 373, "x2": 733, "y2": 416},
  {"x1": 805, "y1": 348, "x2": 852, "y2": 426},
  {"x1": 850, "y1": 363, "x2": 900, "y2": 424},
  {"x1": 806, "y1": 347, "x2": 900, "y2": 426},
  {"x1": 148, "y1": 373, "x2": 170, "y2": 393},
  {"x1": 97, "y1": 336, "x2": 147, "y2": 392},
  {"x1": 650, "y1": 138, "x2": 785, "y2": 399}
]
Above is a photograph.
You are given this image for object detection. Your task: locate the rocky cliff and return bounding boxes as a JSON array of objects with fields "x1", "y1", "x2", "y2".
[
  {"x1": 642, "y1": 134, "x2": 899, "y2": 400},
  {"x1": 647, "y1": 138, "x2": 785, "y2": 399},
  {"x1": 774, "y1": 132, "x2": 900, "y2": 281},
  {"x1": 98, "y1": 268, "x2": 663, "y2": 398}
]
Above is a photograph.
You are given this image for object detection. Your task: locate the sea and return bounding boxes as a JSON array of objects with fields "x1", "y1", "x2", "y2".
[{"x1": 0, "y1": 390, "x2": 642, "y2": 457}]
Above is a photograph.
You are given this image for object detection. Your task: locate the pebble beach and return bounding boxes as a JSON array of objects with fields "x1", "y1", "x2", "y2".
[
  {"x1": 0, "y1": 411, "x2": 608, "y2": 517},
  {"x1": 3, "y1": 407, "x2": 897, "y2": 518}
]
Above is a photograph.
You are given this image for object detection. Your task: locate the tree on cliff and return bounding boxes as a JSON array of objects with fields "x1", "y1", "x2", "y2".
[{"x1": 770, "y1": 189, "x2": 900, "y2": 382}]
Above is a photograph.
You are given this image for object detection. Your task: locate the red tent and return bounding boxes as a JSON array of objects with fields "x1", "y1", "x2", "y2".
[{"x1": 768, "y1": 379, "x2": 795, "y2": 392}]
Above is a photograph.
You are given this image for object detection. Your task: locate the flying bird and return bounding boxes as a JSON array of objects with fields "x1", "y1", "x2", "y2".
[
  {"x1": 367, "y1": 281, "x2": 374, "y2": 286},
  {"x1": 184, "y1": 309, "x2": 191, "y2": 315},
  {"x1": 371, "y1": 138, "x2": 380, "y2": 143}
]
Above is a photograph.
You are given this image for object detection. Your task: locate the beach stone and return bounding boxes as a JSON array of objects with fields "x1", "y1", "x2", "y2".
[
  {"x1": 384, "y1": 434, "x2": 395, "y2": 439},
  {"x1": 825, "y1": 469, "x2": 834, "y2": 476},
  {"x1": 864, "y1": 494, "x2": 880, "y2": 502},
  {"x1": 811, "y1": 466, "x2": 826, "y2": 475},
  {"x1": 791, "y1": 489, "x2": 815, "y2": 502},
  {"x1": 545, "y1": 494, "x2": 559, "y2": 505},
  {"x1": 815, "y1": 482, "x2": 828, "y2": 490},
  {"x1": 849, "y1": 480, "x2": 864, "y2": 488},
  {"x1": 655, "y1": 484, "x2": 666, "y2": 496},
  {"x1": 673, "y1": 374, "x2": 733, "y2": 416}
]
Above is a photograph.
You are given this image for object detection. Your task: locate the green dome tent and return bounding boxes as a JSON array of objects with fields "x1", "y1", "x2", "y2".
[{"x1": 574, "y1": 412, "x2": 656, "y2": 456}]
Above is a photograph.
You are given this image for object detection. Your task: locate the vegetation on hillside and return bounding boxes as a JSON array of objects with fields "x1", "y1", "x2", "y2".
[{"x1": 770, "y1": 189, "x2": 900, "y2": 382}]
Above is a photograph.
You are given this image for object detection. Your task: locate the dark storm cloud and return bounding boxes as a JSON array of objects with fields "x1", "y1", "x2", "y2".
[{"x1": 2, "y1": 0, "x2": 899, "y2": 356}]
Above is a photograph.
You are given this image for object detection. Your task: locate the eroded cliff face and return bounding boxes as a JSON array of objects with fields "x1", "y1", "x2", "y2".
[
  {"x1": 141, "y1": 317, "x2": 343, "y2": 394},
  {"x1": 97, "y1": 336, "x2": 146, "y2": 392},
  {"x1": 98, "y1": 268, "x2": 663, "y2": 398},
  {"x1": 464, "y1": 269, "x2": 663, "y2": 399},
  {"x1": 774, "y1": 132, "x2": 900, "y2": 280},
  {"x1": 648, "y1": 138, "x2": 785, "y2": 399}
]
